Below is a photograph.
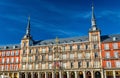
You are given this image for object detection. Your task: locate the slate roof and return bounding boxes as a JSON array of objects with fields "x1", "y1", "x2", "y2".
[
  {"x1": 0, "y1": 34, "x2": 120, "y2": 49},
  {"x1": 34, "y1": 34, "x2": 120, "y2": 46},
  {"x1": 34, "y1": 36, "x2": 89, "y2": 45},
  {"x1": 101, "y1": 34, "x2": 120, "y2": 42},
  {"x1": 0, "y1": 44, "x2": 20, "y2": 50}
]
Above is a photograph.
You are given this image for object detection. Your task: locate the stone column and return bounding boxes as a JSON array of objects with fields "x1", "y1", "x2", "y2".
[
  {"x1": 52, "y1": 72, "x2": 54, "y2": 78},
  {"x1": 25, "y1": 72, "x2": 28, "y2": 78},
  {"x1": 101, "y1": 70, "x2": 104, "y2": 78},
  {"x1": 91, "y1": 71, "x2": 94, "y2": 78},
  {"x1": 3, "y1": 73, "x2": 5, "y2": 78},
  {"x1": 31, "y1": 72, "x2": 33, "y2": 78},
  {"x1": 75, "y1": 71, "x2": 77, "y2": 78},
  {"x1": 7, "y1": 73, "x2": 9, "y2": 78},
  {"x1": 45, "y1": 72, "x2": 47, "y2": 78},
  {"x1": 59, "y1": 71, "x2": 61, "y2": 78},
  {"x1": 83, "y1": 71, "x2": 86, "y2": 78},
  {"x1": 17, "y1": 72, "x2": 19, "y2": 78},
  {"x1": 12, "y1": 73, "x2": 14, "y2": 78},
  {"x1": 38, "y1": 72, "x2": 40, "y2": 78},
  {"x1": 104, "y1": 71, "x2": 106, "y2": 78},
  {"x1": 67, "y1": 71, "x2": 69, "y2": 78},
  {"x1": 113, "y1": 70, "x2": 116, "y2": 78}
]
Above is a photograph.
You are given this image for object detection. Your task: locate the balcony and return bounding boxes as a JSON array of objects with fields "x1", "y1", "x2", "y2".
[
  {"x1": 28, "y1": 60, "x2": 35, "y2": 63},
  {"x1": 21, "y1": 53, "x2": 27, "y2": 56},
  {"x1": 21, "y1": 60, "x2": 27, "y2": 64},
  {"x1": 103, "y1": 57, "x2": 120, "y2": 60}
]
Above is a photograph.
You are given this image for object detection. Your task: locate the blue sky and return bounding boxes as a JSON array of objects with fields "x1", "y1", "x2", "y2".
[{"x1": 0, "y1": 0, "x2": 120, "y2": 45}]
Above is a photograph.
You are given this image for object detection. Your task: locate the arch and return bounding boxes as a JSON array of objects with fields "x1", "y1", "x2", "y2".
[
  {"x1": 28, "y1": 73, "x2": 31, "y2": 78},
  {"x1": 48, "y1": 72, "x2": 52, "y2": 78},
  {"x1": 78, "y1": 71, "x2": 83, "y2": 78},
  {"x1": 70, "y1": 71, "x2": 75, "y2": 78},
  {"x1": 63, "y1": 72, "x2": 67, "y2": 78},
  {"x1": 22, "y1": 73, "x2": 25, "y2": 78},
  {"x1": 34, "y1": 72, "x2": 38, "y2": 78},
  {"x1": 14, "y1": 73, "x2": 17, "y2": 78},
  {"x1": 95, "y1": 71, "x2": 101, "y2": 78},
  {"x1": 86, "y1": 71, "x2": 91, "y2": 78},
  {"x1": 55, "y1": 72, "x2": 59, "y2": 78},
  {"x1": 106, "y1": 71, "x2": 113, "y2": 78},
  {"x1": 41, "y1": 72, "x2": 45, "y2": 78}
]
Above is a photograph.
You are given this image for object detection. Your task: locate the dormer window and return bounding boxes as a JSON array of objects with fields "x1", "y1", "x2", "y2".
[
  {"x1": 63, "y1": 40, "x2": 67, "y2": 43},
  {"x1": 113, "y1": 37, "x2": 117, "y2": 41},
  {"x1": 13, "y1": 46, "x2": 17, "y2": 49},
  {"x1": 78, "y1": 39, "x2": 82, "y2": 42},
  {"x1": 70, "y1": 40, "x2": 74, "y2": 43},
  {"x1": 4, "y1": 46, "x2": 8, "y2": 49}
]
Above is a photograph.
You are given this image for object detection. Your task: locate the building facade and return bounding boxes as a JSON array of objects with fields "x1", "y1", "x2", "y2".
[
  {"x1": 0, "y1": 45, "x2": 20, "y2": 78},
  {"x1": 0, "y1": 5, "x2": 120, "y2": 78},
  {"x1": 101, "y1": 35, "x2": 120, "y2": 78}
]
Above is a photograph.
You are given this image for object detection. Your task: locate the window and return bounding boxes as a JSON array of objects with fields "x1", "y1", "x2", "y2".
[
  {"x1": 6, "y1": 51, "x2": 10, "y2": 56},
  {"x1": 2, "y1": 58, "x2": 4, "y2": 64},
  {"x1": 87, "y1": 61, "x2": 89, "y2": 68},
  {"x1": 85, "y1": 45, "x2": 88, "y2": 50},
  {"x1": 15, "y1": 65, "x2": 18, "y2": 70},
  {"x1": 42, "y1": 55, "x2": 45, "y2": 61},
  {"x1": 10, "y1": 65, "x2": 12, "y2": 70},
  {"x1": 22, "y1": 57, "x2": 26, "y2": 62},
  {"x1": 71, "y1": 62, "x2": 73, "y2": 68},
  {"x1": 113, "y1": 43, "x2": 118, "y2": 49},
  {"x1": 70, "y1": 45, "x2": 72, "y2": 51},
  {"x1": 23, "y1": 50, "x2": 26, "y2": 54},
  {"x1": 29, "y1": 64, "x2": 32, "y2": 69},
  {"x1": 1, "y1": 65, "x2": 4, "y2": 71},
  {"x1": 78, "y1": 62, "x2": 81, "y2": 68},
  {"x1": 94, "y1": 61, "x2": 99, "y2": 68},
  {"x1": 35, "y1": 64, "x2": 38, "y2": 69},
  {"x1": 116, "y1": 61, "x2": 120, "y2": 67},
  {"x1": 94, "y1": 44, "x2": 98, "y2": 49},
  {"x1": 29, "y1": 49, "x2": 32, "y2": 54},
  {"x1": 11, "y1": 51, "x2": 14, "y2": 56},
  {"x1": 28, "y1": 56, "x2": 32, "y2": 62},
  {"x1": 63, "y1": 63, "x2": 66, "y2": 68},
  {"x1": 106, "y1": 52, "x2": 110, "y2": 58},
  {"x1": 16, "y1": 57, "x2": 18, "y2": 63},
  {"x1": 23, "y1": 42, "x2": 26, "y2": 47},
  {"x1": 15, "y1": 51, "x2": 19, "y2": 55},
  {"x1": 35, "y1": 56, "x2": 38, "y2": 61},
  {"x1": 42, "y1": 48, "x2": 46, "y2": 53},
  {"x1": 36, "y1": 48, "x2": 38, "y2": 53},
  {"x1": 86, "y1": 53, "x2": 90, "y2": 59},
  {"x1": 70, "y1": 54, "x2": 74, "y2": 59},
  {"x1": 22, "y1": 65, "x2": 25, "y2": 69},
  {"x1": 92, "y1": 35, "x2": 97, "y2": 41},
  {"x1": 114, "y1": 52, "x2": 118, "y2": 58},
  {"x1": 6, "y1": 65, "x2": 8, "y2": 70},
  {"x1": 106, "y1": 61, "x2": 111, "y2": 68},
  {"x1": 6, "y1": 58, "x2": 9, "y2": 63},
  {"x1": 11, "y1": 57, "x2": 14, "y2": 63},
  {"x1": 95, "y1": 52, "x2": 98, "y2": 58},
  {"x1": 49, "y1": 63, "x2": 52, "y2": 69},
  {"x1": 104, "y1": 44, "x2": 109, "y2": 50},
  {"x1": 2, "y1": 51, "x2": 5, "y2": 56},
  {"x1": 48, "y1": 55, "x2": 52, "y2": 61},
  {"x1": 63, "y1": 54, "x2": 66, "y2": 59},
  {"x1": 62, "y1": 46, "x2": 65, "y2": 51},
  {"x1": 48, "y1": 47, "x2": 52, "y2": 52},
  {"x1": 42, "y1": 64, "x2": 45, "y2": 69},
  {"x1": 77, "y1": 45, "x2": 80, "y2": 50},
  {"x1": 78, "y1": 53, "x2": 82, "y2": 59}
]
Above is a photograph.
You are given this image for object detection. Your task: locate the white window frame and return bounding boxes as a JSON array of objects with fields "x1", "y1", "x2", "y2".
[{"x1": 104, "y1": 44, "x2": 109, "y2": 50}]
